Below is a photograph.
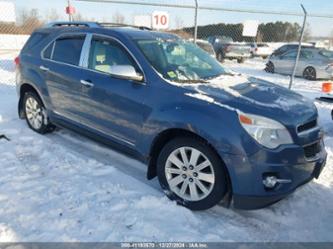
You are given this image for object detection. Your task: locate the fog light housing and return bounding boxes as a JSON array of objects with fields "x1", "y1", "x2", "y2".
[
  {"x1": 263, "y1": 175, "x2": 292, "y2": 189},
  {"x1": 263, "y1": 176, "x2": 278, "y2": 188}
]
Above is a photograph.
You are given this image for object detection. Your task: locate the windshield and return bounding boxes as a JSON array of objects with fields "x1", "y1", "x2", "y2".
[{"x1": 136, "y1": 38, "x2": 227, "y2": 83}]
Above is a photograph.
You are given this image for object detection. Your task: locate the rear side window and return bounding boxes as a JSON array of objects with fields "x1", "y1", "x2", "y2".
[
  {"x1": 22, "y1": 32, "x2": 48, "y2": 53},
  {"x1": 301, "y1": 51, "x2": 313, "y2": 59},
  {"x1": 52, "y1": 36, "x2": 85, "y2": 66},
  {"x1": 43, "y1": 42, "x2": 53, "y2": 59}
]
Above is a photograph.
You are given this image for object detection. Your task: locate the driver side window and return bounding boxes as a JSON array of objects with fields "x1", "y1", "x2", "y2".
[
  {"x1": 282, "y1": 50, "x2": 297, "y2": 60},
  {"x1": 88, "y1": 37, "x2": 139, "y2": 74}
]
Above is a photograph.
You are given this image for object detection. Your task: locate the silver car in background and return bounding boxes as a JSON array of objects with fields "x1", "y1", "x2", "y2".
[
  {"x1": 266, "y1": 48, "x2": 333, "y2": 80},
  {"x1": 189, "y1": 39, "x2": 216, "y2": 57}
]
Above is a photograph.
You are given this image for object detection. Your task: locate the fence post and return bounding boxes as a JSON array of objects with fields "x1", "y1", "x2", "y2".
[
  {"x1": 194, "y1": 0, "x2": 198, "y2": 43},
  {"x1": 288, "y1": 4, "x2": 307, "y2": 89}
]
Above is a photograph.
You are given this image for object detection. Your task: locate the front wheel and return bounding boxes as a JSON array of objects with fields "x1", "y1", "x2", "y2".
[
  {"x1": 23, "y1": 91, "x2": 55, "y2": 134},
  {"x1": 265, "y1": 61, "x2": 275, "y2": 73},
  {"x1": 157, "y1": 137, "x2": 228, "y2": 210}
]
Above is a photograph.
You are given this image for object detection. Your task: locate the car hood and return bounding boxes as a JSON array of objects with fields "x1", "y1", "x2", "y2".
[{"x1": 182, "y1": 74, "x2": 317, "y2": 126}]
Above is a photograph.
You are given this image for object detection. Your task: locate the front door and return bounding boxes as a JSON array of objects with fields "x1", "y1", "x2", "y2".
[{"x1": 78, "y1": 35, "x2": 150, "y2": 147}]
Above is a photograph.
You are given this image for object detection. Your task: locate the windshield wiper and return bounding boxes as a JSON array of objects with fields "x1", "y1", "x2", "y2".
[
  {"x1": 204, "y1": 72, "x2": 238, "y2": 80},
  {"x1": 173, "y1": 79, "x2": 209, "y2": 84}
]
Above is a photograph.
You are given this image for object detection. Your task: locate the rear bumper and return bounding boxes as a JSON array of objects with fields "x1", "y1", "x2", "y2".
[{"x1": 221, "y1": 138, "x2": 327, "y2": 210}]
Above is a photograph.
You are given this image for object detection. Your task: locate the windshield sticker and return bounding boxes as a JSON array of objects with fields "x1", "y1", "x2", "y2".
[{"x1": 167, "y1": 71, "x2": 177, "y2": 78}]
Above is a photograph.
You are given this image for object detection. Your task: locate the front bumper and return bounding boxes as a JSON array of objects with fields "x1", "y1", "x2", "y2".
[{"x1": 222, "y1": 139, "x2": 327, "y2": 210}]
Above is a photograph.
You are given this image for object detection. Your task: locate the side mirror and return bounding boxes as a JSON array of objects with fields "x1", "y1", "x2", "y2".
[{"x1": 109, "y1": 65, "x2": 144, "y2": 82}]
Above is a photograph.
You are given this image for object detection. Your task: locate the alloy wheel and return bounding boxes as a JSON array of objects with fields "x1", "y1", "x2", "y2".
[
  {"x1": 25, "y1": 96, "x2": 43, "y2": 130},
  {"x1": 303, "y1": 67, "x2": 316, "y2": 80},
  {"x1": 165, "y1": 146, "x2": 215, "y2": 202}
]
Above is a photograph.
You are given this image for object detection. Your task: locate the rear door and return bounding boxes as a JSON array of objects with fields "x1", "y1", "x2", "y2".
[{"x1": 40, "y1": 34, "x2": 86, "y2": 122}]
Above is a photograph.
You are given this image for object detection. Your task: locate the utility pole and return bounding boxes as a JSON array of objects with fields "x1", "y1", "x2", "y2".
[{"x1": 289, "y1": 4, "x2": 307, "y2": 89}]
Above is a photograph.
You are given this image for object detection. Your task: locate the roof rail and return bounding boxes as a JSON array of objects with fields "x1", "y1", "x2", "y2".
[
  {"x1": 98, "y1": 22, "x2": 152, "y2": 30},
  {"x1": 45, "y1": 22, "x2": 101, "y2": 28},
  {"x1": 44, "y1": 21, "x2": 153, "y2": 31}
]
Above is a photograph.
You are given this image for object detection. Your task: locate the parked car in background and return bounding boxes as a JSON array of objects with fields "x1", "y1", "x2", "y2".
[
  {"x1": 207, "y1": 35, "x2": 251, "y2": 63},
  {"x1": 16, "y1": 22, "x2": 326, "y2": 211},
  {"x1": 266, "y1": 48, "x2": 333, "y2": 80},
  {"x1": 189, "y1": 39, "x2": 216, "y2": 57},
  {"x1": 270, "y1": 43, "x2": 314, "y2": 57},
  {"x1": 249, "y1": 43, "x2": 273, "y2": 59}
]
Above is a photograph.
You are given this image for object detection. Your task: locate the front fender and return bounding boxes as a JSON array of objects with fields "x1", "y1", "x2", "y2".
[{"x1": 138, "y1": 99, "x2": 254, "y2": 158}]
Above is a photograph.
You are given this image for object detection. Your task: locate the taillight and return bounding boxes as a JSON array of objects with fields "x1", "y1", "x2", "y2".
[{"x1": 14, "y1": 56, "x2": 20, "y2": 67}]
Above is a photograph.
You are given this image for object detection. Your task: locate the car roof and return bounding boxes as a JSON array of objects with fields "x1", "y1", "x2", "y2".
[{"x1": 36, "y1": 22, "x2": 180, "y2": 41}]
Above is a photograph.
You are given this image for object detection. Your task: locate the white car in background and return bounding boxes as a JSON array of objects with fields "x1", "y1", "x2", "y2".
[{"x1": 249, "y1": 43, "x2": 273, "y2": 59}]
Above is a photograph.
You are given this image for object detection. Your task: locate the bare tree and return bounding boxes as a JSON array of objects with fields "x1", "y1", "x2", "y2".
[
  {"x1": 45, "y1": 8, "x2": 61, "y2": 22},
  {"x1": 73, "y1": 12, "x2": 84, "y2": 21},
  {"x1": 303, "y1": 23, "x2": 312, "y2": 42},
  {"x1": 112, "y1": 12, "x2": 125, "y2": 24},
  {"x1": 18, "y1": 8, "x2": 44, "y2": 34},
  {"x1": 174, "y1": 16, "x2": 184, "y2": 29}
]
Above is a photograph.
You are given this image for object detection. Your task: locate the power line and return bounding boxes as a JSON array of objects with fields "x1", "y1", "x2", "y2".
[{"x1": 75, "y1": 0, "x2": 333, "y2": 19}]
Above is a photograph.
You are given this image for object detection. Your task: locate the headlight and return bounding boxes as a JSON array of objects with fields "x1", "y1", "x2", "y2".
[{"x1": 238, "y1": 112, "x2": 293, "y2": 149}]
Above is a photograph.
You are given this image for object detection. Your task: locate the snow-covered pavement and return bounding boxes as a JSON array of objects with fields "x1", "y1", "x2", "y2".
[{"x1": 0, "y1": 53, "x2": 332, "y2": 242}]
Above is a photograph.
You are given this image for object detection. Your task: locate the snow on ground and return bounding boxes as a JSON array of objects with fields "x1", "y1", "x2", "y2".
[{"x1": 0, "y1": 52, "x2": 333, "y2": 242}]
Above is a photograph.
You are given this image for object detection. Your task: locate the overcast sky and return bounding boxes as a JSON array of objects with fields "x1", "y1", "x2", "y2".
[{"x1": 8, "y1": 0, "x2": 333, "y2": 37}]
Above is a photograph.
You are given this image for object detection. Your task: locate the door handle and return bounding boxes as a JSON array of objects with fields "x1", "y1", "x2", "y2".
[
  {"x1": 80, "y1": 80, "x2": 94, "y2": 88},
  {"x1": 39, "y1": 65, "x2": 49, "y2": 72}
]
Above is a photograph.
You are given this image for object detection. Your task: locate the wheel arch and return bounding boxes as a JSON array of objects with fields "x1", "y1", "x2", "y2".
[
  {"x1": 147, "y1": 128, "x2": 233, "y2": 202},
  {"x1": 303, "y1": 65, "x2": 317, "y2": 80},
  {"x1": 18, "y1": 83, "x2": 44, "y2": 119}
]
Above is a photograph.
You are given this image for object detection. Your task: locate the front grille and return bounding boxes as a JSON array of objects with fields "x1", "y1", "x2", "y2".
[
  {"x1": 297, "y1": 119, "x2": 317, "y2": 134},
  {"x1": 304, "y1": 142, "x2": 321, "y2": 159}
]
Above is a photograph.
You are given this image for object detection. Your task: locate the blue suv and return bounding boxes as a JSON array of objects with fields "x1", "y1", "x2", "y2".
[{"x1": 16, "y1": 22, "x2": 327, "y2": 210}]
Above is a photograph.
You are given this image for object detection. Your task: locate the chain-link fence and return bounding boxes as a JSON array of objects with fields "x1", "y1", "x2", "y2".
[{"x1": 1, "y1": 0, "x2": 333, "y2": 90}]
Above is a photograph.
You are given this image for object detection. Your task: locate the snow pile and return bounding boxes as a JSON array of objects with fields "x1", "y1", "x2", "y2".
[{"x1": 0, "y1": 53, "x2": 333, "y2": 242}]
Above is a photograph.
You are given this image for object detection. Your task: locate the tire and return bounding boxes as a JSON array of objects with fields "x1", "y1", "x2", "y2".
[
  {"x1": 157, "y1": 137, "x2": 228, "y2": 210},
  {"x1": 265, "y1": 61, "x2": 275, "y2": 73},
  {"x1": 237, "y1": 58, "x2": 245, "y2": 63},
  {"x1": 23, "y1": 91, "x2": 55, "y2": 134},
  {"x1": 217, "y1": 52, "x2": 225, "y2": 63},
  {"x1": 262, "y1": 56, "x2": 268, "y2": 60},
  {"x1": 303, "y1": 66, "x2": 317, "y2": 81}
]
